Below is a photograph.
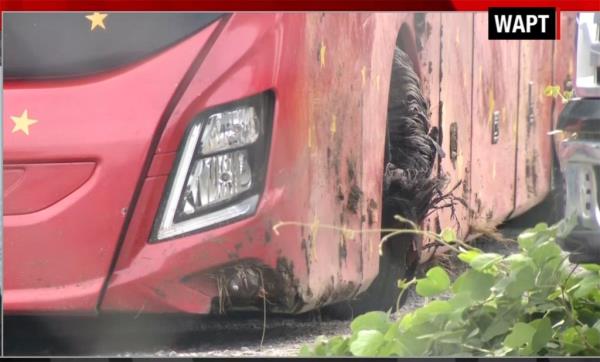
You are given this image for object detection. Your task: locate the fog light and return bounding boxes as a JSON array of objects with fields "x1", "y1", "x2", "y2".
[
  {"x1": 181, "y1": 150, "x2": 253, "y2": 215},
  {"x1": 153, "y1": 92, "x2": 273, "y2": 241}
]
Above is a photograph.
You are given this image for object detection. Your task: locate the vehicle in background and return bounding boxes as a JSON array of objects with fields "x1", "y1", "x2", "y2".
[
  {"x1": 3, "y1": 12, "x2": 576, "y2": 315},
  {"x1": 556, "y1": 12, "x2": 600, "y2": 263}
]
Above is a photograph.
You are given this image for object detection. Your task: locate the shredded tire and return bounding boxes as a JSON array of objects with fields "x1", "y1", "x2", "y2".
[
  {"x1": 343, "y1": 46, "x2": 445, "y2": 316},
  {"x1": 383, "y1": 48, "x2": 443, "y2": 225}
]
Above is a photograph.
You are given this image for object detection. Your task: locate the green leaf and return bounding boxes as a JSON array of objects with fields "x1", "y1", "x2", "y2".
[
  {"x1": 453, "y1": 269, "x2": 495, "y2": 301},
  {"x1": 326, "y1": 335, "x2": 351, "y2": 356},
  {"x1": 573, "y1": 274, "x2": 600, "y2": 299},
  {"x1": 563, "y1": 90, "x2": 574, "y2": 101},
  {"x1": 592, "y1": 289, "x2": 600, "y2": 303},
  {"x1": 458, "y1": 249, "x2": 481, "y2": 264},
  {"x1": 469, "y1": 252, "x2": 503, "y2": 272},
  {"x1": 378, "y1": 340, "x2": 407, "y2": 357},
  {"x1": 312, "y1": 339, "x2": 328, "y2": 356},
  {"x1": 517, "y1": 229, "x2": 538, "y2": 250},
  {"x1": 504, "y1": 322, "x2": 536, "y2": 349},
  {"x1": 560, "y1": 327, "x2": 587, "y2": 354},
  {"x1": 504, "y1": 265, "x2": 536, "y2": 298},
  {"x1": 396, "y1": 331, "x2": 430, "y2": 356},
  {"x1": 530, "y1": 318, "x2": 553, "y2": 353},
  {"x1": 383, "y1": 321, "x2": 400, "y2": 341},
  {"x1": 441, "y1": 228, "x2": 457, "y2": 243},
  {"x1": 530, "y1": 240, "x2": 562, "y2": 266},
  {"x1": 447, "y1": 292, "x2": 473, "y2": 321},
  {"x1": 536, "y1": 263, "x2": 563, "y2": 292},
  {"x1": 544, "y1": 85, "x2": 557, "y2": 96},
  {"x1": 582, "y1": 264, "x2": 600, "y2": 272},
  {"x1": 349, "y1": 330, "x2": 385, "y2": 356},
  {"x1": 416, "y1": 266, "x2": 451, "y2": 297},
  {"x1": 584, "y1": 326, "x2": 600, "y2": 348},
  {"x1": 547, "y1": 288, "x2": 562, "y2": 301},
  {"x1": 505, "y1": 254, "x2": 534, "y2": 270},
  {"x1": 299, "y1": 345, "x2": 312, "y2": 356},
  {"x1": 351, "y1": 311, "x2": 391, "y2": 334},
  {"x1": 419, "y1": 300, "x2": 453, "y2": 315},
  {"x1": 407, "y1": 300, "x2": 454, "y2": 329},
  {"x1": 482, "y1": 319, "x2": 512, "y2": 342}
]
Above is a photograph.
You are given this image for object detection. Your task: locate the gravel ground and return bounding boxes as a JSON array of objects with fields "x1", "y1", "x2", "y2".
[
  {"x1": 4, "y1": 229, "x2": 523, "y2": 357},
  {"x1": 133, "y1": 319, "x2": 352, "y2": 358}
]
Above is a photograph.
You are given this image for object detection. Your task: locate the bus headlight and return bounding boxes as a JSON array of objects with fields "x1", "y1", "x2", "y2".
[{"x1": 153, "y1": 92, "x2": 273, "y2": 241}]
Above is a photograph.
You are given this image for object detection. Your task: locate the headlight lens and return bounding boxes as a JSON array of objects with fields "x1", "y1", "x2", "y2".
[
  {"x1": 201, "y1": 107, "x2": 260, "y2": 154},
  {"x1": 153, "y1": 92, "x2": 273, "y2": 241}
]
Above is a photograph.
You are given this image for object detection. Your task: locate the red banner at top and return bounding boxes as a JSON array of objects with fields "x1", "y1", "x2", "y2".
[
  {"x1": 0, "y1": 0, "x2": 598, "y2": 11},
  {"x1": 0, "y1": 0, "x2": 597, "y2": 29}
]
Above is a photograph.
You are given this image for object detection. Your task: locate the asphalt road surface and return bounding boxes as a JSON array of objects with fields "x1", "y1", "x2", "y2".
[{"x1": 5, "y1": 311, "x2": 352, "y2": 357}]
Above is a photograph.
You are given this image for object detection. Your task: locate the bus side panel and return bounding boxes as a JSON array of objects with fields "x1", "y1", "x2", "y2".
[
  {"x1": 412, "y1": 13, "x2": 445, "y2": 259},
  {"x1": 513, "y1": 40, "x2": 555, "y2": 217},
  {"x1": 470, "y1": 13, "x2": 520, "y2": 228},
  {"x1": 434, "y1": 13, "x2": 475, "y2": 246},
  {"x1": 553, "y1": 12, "x2": 577, "y2": 151}
]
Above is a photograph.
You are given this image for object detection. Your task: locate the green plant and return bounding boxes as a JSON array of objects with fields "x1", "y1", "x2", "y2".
[
  {"x1": 300, "y1": 217, "x2": 600, "y2": 356},
  {"x1": 544, "y1": 84, "x2": 574, "y2": 104}
]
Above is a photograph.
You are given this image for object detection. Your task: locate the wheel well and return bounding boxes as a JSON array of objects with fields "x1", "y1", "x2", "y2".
[
  {"x1": 396, "y1": 23, "x2": 421, "y2": 80},
  {"x1": 380, "y1": 25, "x2": 443, "y2": 260}
]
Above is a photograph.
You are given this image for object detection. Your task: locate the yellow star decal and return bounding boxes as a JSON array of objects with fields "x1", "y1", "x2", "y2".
[
  {"x1": 86, "y1": 12, "x2": 108, "y2": 31},
  {"x1": 11, "y1": 110, "x2": 38, "y2": 136}
]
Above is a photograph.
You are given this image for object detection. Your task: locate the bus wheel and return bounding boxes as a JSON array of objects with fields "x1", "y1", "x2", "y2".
[{"x1": 349, "y1": 46, "x2": 443, "y2": 316}]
